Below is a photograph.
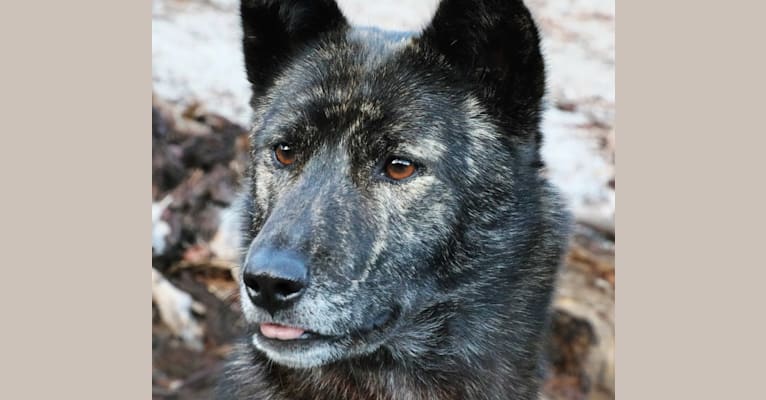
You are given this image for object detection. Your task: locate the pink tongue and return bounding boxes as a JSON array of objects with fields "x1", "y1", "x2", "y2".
[{"x1": 260, "y1": 323, "x2": 305, "y2": 340}]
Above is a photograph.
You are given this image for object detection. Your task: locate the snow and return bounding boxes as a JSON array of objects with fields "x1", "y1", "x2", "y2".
[{"x1": 152, "y1": 1, "x2": 251, "y2": 123}]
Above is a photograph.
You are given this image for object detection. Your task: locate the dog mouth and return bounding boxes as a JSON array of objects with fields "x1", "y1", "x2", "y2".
[
  {"x1": 259, "y1": 323, "x2": 316, "y2": 340},
  {"x1": 251, "y1": 307, "x2": 400, "y2": 367},
  {"x1": 258, "y1": 323, "x2": 341, "y2": 342},
  {"x1": 258, "y1": 308, "x2": 397, "y2": 343}
]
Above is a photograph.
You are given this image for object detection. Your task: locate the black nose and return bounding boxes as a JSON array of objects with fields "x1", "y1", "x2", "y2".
[{"x1": 242, "y1": 248, "x2": 309, "y2": 315}]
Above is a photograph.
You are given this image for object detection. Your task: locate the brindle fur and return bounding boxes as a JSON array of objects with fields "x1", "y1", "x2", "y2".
[{"x1": 217, "y1": 1, "x2": 570, "y2": 399}]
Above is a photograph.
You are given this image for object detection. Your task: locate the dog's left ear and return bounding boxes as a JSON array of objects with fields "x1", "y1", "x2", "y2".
[
  {"x1": 417, "y1": 0, "x2": 545, "y2": 142},
  {"x1": 241, "y1": 0, "x2": 347, "y2": 98}
]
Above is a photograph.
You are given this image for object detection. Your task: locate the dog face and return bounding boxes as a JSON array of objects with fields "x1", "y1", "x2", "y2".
[{"x1": 238, "y1": 0, "x2": 551, "y2": 369}]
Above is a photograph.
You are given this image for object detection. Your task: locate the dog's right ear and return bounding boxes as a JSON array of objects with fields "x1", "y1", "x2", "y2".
[{"x1": 241, "y1": 0, "x2": 347, "y2": 97}]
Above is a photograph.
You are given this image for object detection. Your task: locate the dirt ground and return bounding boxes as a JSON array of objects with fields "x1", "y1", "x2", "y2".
[{"x1": 152, "y1": 1, "x2": 615, "y2": 399}]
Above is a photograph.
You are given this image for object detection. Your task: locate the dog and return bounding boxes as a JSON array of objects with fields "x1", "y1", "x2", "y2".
[{"x1": 217, "y1": 0, "x2": 570, "y2": 398}]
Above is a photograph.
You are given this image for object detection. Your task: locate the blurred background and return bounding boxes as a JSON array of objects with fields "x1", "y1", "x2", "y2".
[{"x1": 152, "y1": 0, "x2": 614, "y2": 398}]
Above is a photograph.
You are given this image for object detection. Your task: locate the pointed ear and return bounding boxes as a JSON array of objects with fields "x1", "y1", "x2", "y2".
[
  {"x1": 417, "y1": 0, "x2": 545, "y2": 141},
  {"x1": 241, "y1": 0, "x2": 347, "y2": 97}
]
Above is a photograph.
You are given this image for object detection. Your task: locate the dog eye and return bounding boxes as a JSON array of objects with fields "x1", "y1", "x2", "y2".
[
  {"x1": 384, "y1": 158, "x2": 416, "y2": 181},
  {"x1": 274, "y1": 143, "x2": 296, "y2": 166}
]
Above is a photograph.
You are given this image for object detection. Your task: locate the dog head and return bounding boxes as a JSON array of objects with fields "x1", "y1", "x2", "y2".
[{"x1": 237, "y1": 0, "x2": 560, "y2": 369}]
